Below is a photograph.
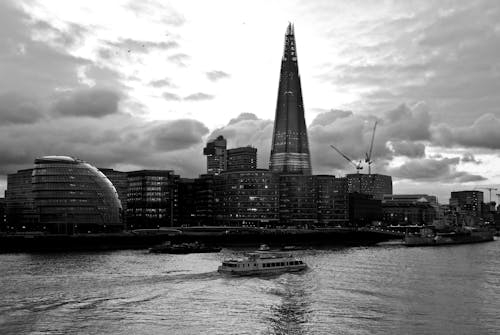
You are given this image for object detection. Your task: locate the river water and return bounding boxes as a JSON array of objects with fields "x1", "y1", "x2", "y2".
[{"x1": 0, "y1": 241, "x2": 499, "y2": 335}]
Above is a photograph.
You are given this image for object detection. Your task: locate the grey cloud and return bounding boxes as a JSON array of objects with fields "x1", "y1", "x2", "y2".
[
  {"x1": 387, "y1": 157, "x2": 486, "y2": 183},
  {"x1": 184, "y1": 92, "x2": 214, "y2": 101},
  {"x1": 0, "y1": 92, "x2": 44, "y2": 124},
  {"x1": 461, "y1": 153, "x2": 481, "y2": 164},
  {"x1": 150, "y1": 78, "x2": 173, "y2": 87},
  {"x1": 107, "y1": 38, "x2": 178, "y2": 54},
  {"x1": 228, "y1": 113, "x2": 258, "y2": 125},
  {"x1": 31, "y1": 20, "x2": 88, "y2": 48},
  {"x1": 151, "y1": 119, "x2": 209, "y2": 151},
  {"x1": 0, "y1": 2, "x2": 90, "y2": 96},
  {"x1": 53, "y1": 88, "x2": 121, "y2": 118},
  {"x1": 390, "y1": 141, "x2": 426, "y2": 158},
  {"x1": 162, "y1": 92, "x2": 181, "y2": 101},
  {"x1": 310, "y1": 109, "x2": 353, "y2": 127},
  {"x1": 308, "y1": 103, "x2": 430, "y2": 174},
  {"x1": 168, "y1": 53, "x2": 189, "y2": 66},
  {"x1": 206, "y1": 70, "x2": 230, "y2": 82},
  {"x1": 126, "y1": 0, "x2": 185, "y2": 26},
  {"x1": 210, "y1": 113, "x2": 274, "y2": 169},
  {"x1": 0, "y1": 113, "x2": 209, "y2": 178},
  {"x1": 317, "y1": 1, "x2": 500, "y2": 126},
  {"x1": 432, "y1": 113, "x2": 500, "y2": 150}
]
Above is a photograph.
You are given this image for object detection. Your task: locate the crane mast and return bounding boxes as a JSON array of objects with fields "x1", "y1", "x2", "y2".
[
  {"x1": 330, "y1": 144, "x2": 363, "y2": 173},
  {"x1": 365, "y1": 121, "x2": 378, "y2": 175}
]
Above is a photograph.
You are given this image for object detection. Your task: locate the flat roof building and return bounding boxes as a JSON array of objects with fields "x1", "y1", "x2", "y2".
[
  {"x1": 346, "y1": 174, "x2": 393, "y2": 200},
  {"x1": 227, "y1": 146, "x2": 257, "y2": 171}
]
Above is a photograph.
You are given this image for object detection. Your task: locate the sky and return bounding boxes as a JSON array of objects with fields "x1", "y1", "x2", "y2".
[{"x1": 1, "y1": 0, "x2": 500, "y2": 203}]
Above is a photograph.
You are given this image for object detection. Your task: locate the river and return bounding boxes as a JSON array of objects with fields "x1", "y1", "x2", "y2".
[{"x1": 0, "y1": 241, "x2": 499, "y2": 334}]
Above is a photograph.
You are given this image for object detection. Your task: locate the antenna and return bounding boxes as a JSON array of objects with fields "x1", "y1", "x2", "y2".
[
  {"x1": 330, "y1": 144, "x2": 363, "y2": 173},
  {"x1": 365, "y1": 121, "x2": 378, "y2": 175}
]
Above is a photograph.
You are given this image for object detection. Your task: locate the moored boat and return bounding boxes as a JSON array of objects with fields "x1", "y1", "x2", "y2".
[
  {"x1": 218, "y1": 250, "x2": 307, "y2": 276},
  {"x1": 405, "y1": 226, "x2": 495, "y2": 247}
]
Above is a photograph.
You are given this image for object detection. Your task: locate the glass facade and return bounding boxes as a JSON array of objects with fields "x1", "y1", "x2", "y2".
[
  {"x1": 126, "y1": 170, "x2": 179, "y2": 229},
  {"x1": 270, "y1": 24, "x2": 312, "y2": 175},
  {"x1": 219, "y1": 170, "x2": 279, "y2": 227},
  {"x1": 32, "y1": 156, "x2": 122, "y2": 234}
]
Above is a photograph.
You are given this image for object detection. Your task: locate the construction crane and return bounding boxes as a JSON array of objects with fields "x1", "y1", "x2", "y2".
[
  {"x1": 365, "y1": 121, "x2": 378, "y2": 175},
  {"x1": 330, "y1": 144, "x2": 363, "y2": 173},
  {"x1": 475, "y1": 187, "x2": 498, "y2": 203}
]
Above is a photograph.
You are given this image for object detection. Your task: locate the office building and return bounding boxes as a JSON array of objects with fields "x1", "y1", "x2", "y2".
[
  {"x1": 177, "y1": 178, "x2": 197, "y2": 226},
  {"x1": 450, "y1": 190, "x2": 483, "y2": 216},
  {"x1": 346, "y1": 174, "x2": 393, "y2": 200},
  {"x1": 203, "y1": 135, "x2": 227, "y2": 175},
  {"x1": 32, "y1": 156, "x2": 122, "y2": 234},
  {"x1": 219, "y1": 169, "x2": 279, "y2": 227},
  {"x1": 5, "y1": 169, "x2": 36, "y2": 231},
  {"x1": 348, "y1": 193, "x2": 383, "y2": 226},
  {"x1": 314, "y1": 175, "x2": 349, "y2": 226},
  {"x1": 382, "y1": 195, "x2": 437, "y2": 226},
  {"x1": 279, "y1": 174, "x2": 317, "y2": 227},
  {"x1": 0, "y1": 198, "x2": 6, "y2": 231},
  {"x1": 126, "y1": 170, "x2": 179, "y2": 229},
  {"x1": 227, "y1": 146, "x2": 257, "y2": 171},
  {"x1": 269, "y1": 23, "x2": 312, "y2": 175}
]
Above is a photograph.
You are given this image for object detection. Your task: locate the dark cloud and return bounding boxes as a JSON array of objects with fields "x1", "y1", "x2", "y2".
[
  {"x1": 150, "y1": 78, "x2": 173, "y2": 87},
  {"x1": 308, "y1": 103, "x2": 430, "y2": 173},
  {"x1": 162, "y1": 92, "x2": 181, "y2": 101},
  {"x1": 184, "y1": 92, "x2": 214, "y2": 101},
  {"x1": 151, "y1": 119, "x2": 209, "y2": 151},
  {"x1": 432, "y1": 113, "x2": 500, "y2": 150},
  {"x1": 53, "y1": 88, "x2": 121, "y2": 118},
  {"x1": 316, "y1": 1, "x2": 500, "y2": 125},
  {"x1": 0, "y1": 92, "x2": 44, "y2": 124},
  {"x1": 389, "y1": 141, "x2": 426, "y2": 158},
  {"x1": 206, "y1": 70, "x2": 230, "y2": 82},
  {"x1": 0, "y1": 113, "x2": 209, "y2": 178},
  {"x1": 387, "y1": 157, "x2": 486, "y2": 183},
  {"x1": 168, "y1": 53, "x2": 189, "y2": 67},
  {"x1": 0, "y1": 2, "x2": 90, "y2": 96}
]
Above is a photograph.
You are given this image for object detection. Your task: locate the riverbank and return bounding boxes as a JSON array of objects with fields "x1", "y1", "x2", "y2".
[{"x1": 0, "y1": 227, "x2": 399, "y2": 252}]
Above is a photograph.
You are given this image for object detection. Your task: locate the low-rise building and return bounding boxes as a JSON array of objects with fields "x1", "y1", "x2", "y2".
[{"x1": 382, "y1": 195, "x2": 436, "y2": 226}]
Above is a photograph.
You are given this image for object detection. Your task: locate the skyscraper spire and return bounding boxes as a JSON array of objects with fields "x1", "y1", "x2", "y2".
[{"x1": 269, "y1": 23, "x2": 312, "y2": 175}]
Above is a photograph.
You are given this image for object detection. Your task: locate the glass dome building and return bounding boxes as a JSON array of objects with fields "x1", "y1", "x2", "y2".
[{"x1": 32, "y1": 156, "x2": 123, "y2": 234}]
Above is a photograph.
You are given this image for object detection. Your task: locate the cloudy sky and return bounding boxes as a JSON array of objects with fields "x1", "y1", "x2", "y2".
[{"x1": 1, "y1": 0, "x2": 500, "y2": 203}]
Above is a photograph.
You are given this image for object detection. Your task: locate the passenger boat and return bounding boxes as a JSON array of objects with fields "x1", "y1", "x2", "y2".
[
  {"x1": 149, "y1": 241, "x2": 221, "y2": 254},
  {"x1": 217, "y1": 249, "x2": 307, "y2": 276}
]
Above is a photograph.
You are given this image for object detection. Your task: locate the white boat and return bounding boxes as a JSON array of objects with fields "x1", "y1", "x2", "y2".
[{"x1": 217, "y1": 250, "x2": 307, "y2": 276}]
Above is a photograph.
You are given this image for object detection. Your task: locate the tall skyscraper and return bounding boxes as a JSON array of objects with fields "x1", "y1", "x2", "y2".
[
  {"x1": 270, "y1": 23, "x2": 312, "y2": 175},
  {"x1": 203, "y1": 135, "x2": 227, "y2": 175}
]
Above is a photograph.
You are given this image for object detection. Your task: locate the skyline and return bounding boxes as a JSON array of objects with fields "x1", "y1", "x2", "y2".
[{"x1": 1, "y1": 0, "x2": 500, "y2": 203}]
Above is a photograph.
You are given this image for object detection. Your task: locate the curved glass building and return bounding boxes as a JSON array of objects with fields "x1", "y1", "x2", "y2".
[{"x1": 32, "y1": 156, "x2": 123, "y2": 234}]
